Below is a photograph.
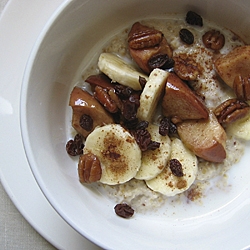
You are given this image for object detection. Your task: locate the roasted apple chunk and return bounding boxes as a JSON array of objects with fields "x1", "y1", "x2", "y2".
[
  {"x1": 162, "y1": 73, "x2": 209, "y2": 122},
  {"x1": 177, "y1": 112, "x2": 227, "y2": 163},
  {"x1": 215, "y1": 45, "x2": 250, "y2": 88},
  {"x1": 69, "y1": 87, "x2": 114, "y2": 138}
]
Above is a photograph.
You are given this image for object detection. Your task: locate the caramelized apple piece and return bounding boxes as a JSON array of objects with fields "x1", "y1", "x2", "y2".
[
  {"x1": 177, "y1": 112, "x2": 227, "y2": 163},
  {"x1": 128, "y1": 22, "x2": 173, "y2": 74},
  {"x1": 215, "y1": 45, "x2": 250, "y2": 88},
  {"x1": 162, "y1": 73, "x2": 209, "y2": 121},
  {"x1": 69, "y1": 87, "x2": 114, "y2": 138}
]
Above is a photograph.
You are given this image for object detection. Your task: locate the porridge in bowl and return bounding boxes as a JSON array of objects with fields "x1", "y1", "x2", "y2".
[{"x1": 66, "y1": 11, "x2": 250, "y2": 217}]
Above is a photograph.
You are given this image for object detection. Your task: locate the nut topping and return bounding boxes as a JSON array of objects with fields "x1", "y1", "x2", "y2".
[
  {"x1": 78, "y1": 153, "x2": 102, "y2": 183},
  {"x1": 202, "y1": 30, "x2": 225, "y2": 50},
  {"x1": 94, "y1": 86, "x2": 118, "y2": 113},
  {"x1": 233, "y1": 75, "x2": 250, "y2": 101},
  {"x1": 173, "y1": 54, "x2": 201, "y2": 81},
  {"x1": 128, "y1": 22, "x2": 163, "y2": 49},
  {"x1": 214, "y1": 98, "x2": 250, "y2": 124}
]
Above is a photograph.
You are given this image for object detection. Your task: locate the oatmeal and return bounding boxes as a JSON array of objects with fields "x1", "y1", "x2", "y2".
[{"x1": 67, "y1": 11, "x2": 250, "y2": 215}]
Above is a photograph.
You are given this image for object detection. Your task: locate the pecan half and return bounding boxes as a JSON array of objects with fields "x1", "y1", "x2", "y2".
[
  {"x1": 233, "y1": 75, "x2": 250, "y2": 101},
  {"x1": 94, "y1": 86, "x2": 118, "y2": 113},
  {"x1": 214, "y1": 98, "x2": 250, "y2": 124},
  {"x1": 78, "y1": 153, "x2": 102, "y2": 183},
  {"x1": 202, "y1": 30, "x2": 225, "y2": 50},
  {"x1": 173, "y1": 54, "x2": 201, "y2": 81},
  {"x1": 128, "y1": 22, "x2": 163, "y2": 49}
]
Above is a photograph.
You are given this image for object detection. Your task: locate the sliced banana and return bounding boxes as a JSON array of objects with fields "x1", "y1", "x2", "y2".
[
  {"x1": 146, "y1": 137, "x2": 198, "y2": 196},
  {"x1": 83, "y1": 124, "x2": 141, "y2": 185},
  {"x1": 226, "y1": 110, "x2": 250, "y2": 140},
  {"x1": 98, "y1": 52, "x2": 148, "y2": 91},
  {"x1": 137, "y1": 68, "x2": 169, "y2": 122},
  {"x1": 135, "y1": 124, "x2": 172, "y2": 180}
]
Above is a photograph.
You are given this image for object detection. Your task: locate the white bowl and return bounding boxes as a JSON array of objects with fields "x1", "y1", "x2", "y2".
[{"x1": 21, "y1": 0, "x2": 250, "y2": 249}]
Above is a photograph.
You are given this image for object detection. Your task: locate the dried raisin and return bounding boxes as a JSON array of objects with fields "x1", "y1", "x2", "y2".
[
  {"x1": 114, "y1": 203, "x2": 134, "y2": 218},
  {"x1": 186, "y1": 11, "x2": 203, "y2": 26},
  {"x1": 80, "y1": 114, "x2": 93, "y2": 131},
  {"x1": 169, "y1": 159, "x2": 184, "y2": 177},
  {"x1": 148, "y1": 54, "x2": 175, "y2": 70},
  {"x1": 179, "y1": 29, "x2": 194, "y2": 45}
]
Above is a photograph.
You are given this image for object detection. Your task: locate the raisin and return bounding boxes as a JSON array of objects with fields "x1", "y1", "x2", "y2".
[
  {"x1": 121, "y1": 94, "x2": 140, "y2": 122},
  {"x1": 114, "y1": 85, "x2": 133, "y2": 99},
  {"x1": 169, "y1": 159, "x2": 184, "y2": 177},
  {"x1": 66, "y1": 134, "x2": 84, "y2": 156},
  {"x1": 133, "y1": 128, "x2": 152, "y2": 151},
  {"x1": 147, "y1": 140, "x2": 160, "y2": 150},
  {"x1": 159, "y1": 117, "x2": 177, "y2": 136},
  {"x1": 114, "y1": 203, "x2": 134, "y2": 218},
  {"x1": 148, "y1": 54, "x2": 175, "y2": 71},
  {"x1": 131, "y1": 125, "x2": 160, "y2": 151},
  {"x1": 79, "y1": 114, "x2": 93, "y2": 131},
  {"x1": 135, "y1": 120, "x2": 149, "y2": 130},
  {"x1": 186, "y1": 11, "x2": 203, "y2": 27},
  {"x1": 179, "y1": 29, "x2": 194, "y2": 45}
]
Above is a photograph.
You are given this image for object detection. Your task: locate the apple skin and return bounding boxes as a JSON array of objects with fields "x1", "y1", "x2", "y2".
[
  {"x1": 69, "y1": 87, "x2": 114, "y2": 138},
  {"x1": 177, "y1": 112, "x2": 227, "y2": 163},
  {"x1": 162, "y1": 73, "x2": 209, "y2": 121}
]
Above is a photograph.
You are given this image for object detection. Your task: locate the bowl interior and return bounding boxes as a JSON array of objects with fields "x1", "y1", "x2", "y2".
[{"x1": 21, "y1": 0, "x2": 250, "y2": 249}]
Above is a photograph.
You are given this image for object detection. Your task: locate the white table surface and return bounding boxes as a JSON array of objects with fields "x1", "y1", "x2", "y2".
[{"x1": 0, "y1": 1, "x2": 62, "y2": 249}]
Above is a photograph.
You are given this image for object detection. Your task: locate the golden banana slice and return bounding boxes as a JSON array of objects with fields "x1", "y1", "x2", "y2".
[
  {"x1": 146, "y1": 137, "x2": 198, "y2": 196},
  {"x1": 135, "y1": 124, "x2": 172, "y2": 180},
  {"x1": 83, "y1": 124, "x2": 141, "y2": 185},
  {"x1": 98, "y1": 52, "x2": 148, "y2": 90},
  {"x1": 137, "y1": 68, "x2": 169, "y2": 122}
]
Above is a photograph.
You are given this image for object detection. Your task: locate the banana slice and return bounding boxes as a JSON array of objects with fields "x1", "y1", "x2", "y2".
[
  {"x1": 98, "y1": 52, "x2": 148, "y2": 91},
  {"x1": 83, "y1": 124, "x2": 141, "y2": 185},
  {"x1": 135, "y1": 124, "x2": 172, "y2": 180},
  {"x1": 137, "y1": 68, "x2": 169, "y2": 122},
  {"x1": 226, "y1": 110, "x2": 250, "y2": 140},
  {"x1": 146, "y1": 137, "x2": 198, "y2": 196}
]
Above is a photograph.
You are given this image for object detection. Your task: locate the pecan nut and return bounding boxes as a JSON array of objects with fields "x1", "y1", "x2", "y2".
[
  {"x1": 128, "y1": 22, "x2": 163, "y2": 49},
  {"x1": 78, "y1": 153, "x2": 102, "y2": 183},
  {"x1": 202, "y1": 30, "x2": 225, "y2": 50},
  {"x1": 233, "y1": 75, "x2": 250, "y2": 101},
  {"x1": 214, "y1": 98, "x2": 250, "y2": 124},
  {"x1": 94, "y1": 86, "x2": 118, "y2": 113},
  {"x1": 173, "y1": 54, "x2": 201, "y2": 81}
]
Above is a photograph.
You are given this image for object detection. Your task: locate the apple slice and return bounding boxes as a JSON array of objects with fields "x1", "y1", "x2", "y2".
[
  {"x1": 177, "y1": 112, "x2": 227, "y2": 163},
  {"x1": 128, "y1": 22, "x2": 173, "y2": 74},
  {"x1": 215, "y1": 45, "x2": 250, "y2": 88},
  {"x1": 69, "y1": 87, "x2": 114, "y2": 138},
  {"x1": 162, "y1": 73, "x2": 209, "y2": 121}
]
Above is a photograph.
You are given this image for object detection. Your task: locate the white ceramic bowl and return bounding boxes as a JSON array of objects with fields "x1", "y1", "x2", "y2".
[{"x1": 21, "y1": 1, "x2": 250, "y2": 249}]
